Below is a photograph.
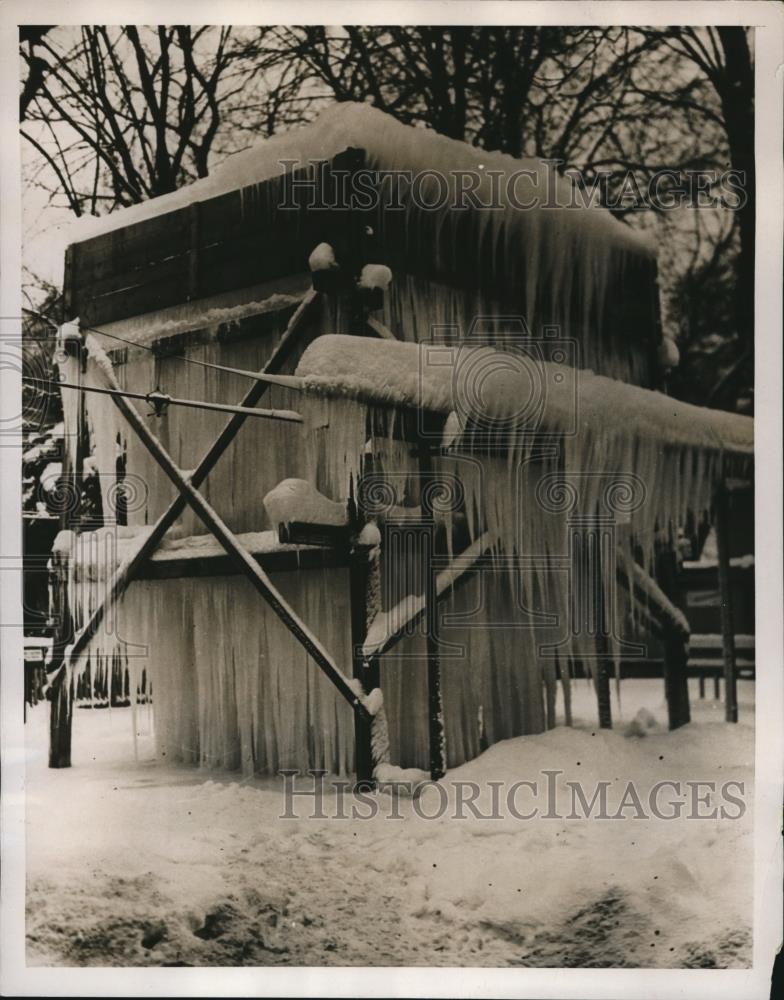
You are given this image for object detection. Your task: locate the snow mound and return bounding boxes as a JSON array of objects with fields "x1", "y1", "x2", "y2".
[{"x1": 624, "y1": 707, "x2": 662, "y2": 738}]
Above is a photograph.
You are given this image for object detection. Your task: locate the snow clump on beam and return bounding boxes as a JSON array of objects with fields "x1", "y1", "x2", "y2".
[
  {"x1": 358, "y1": 264, "x2": 393, "y2": 291},
  {"x1": 263, "y1": 478, "x2": 348, "y2": 531}
]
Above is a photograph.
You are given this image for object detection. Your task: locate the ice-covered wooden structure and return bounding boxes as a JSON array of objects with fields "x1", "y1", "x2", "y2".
[{"x1": 48, "y1": 103, "x2": 753, "y2": 779}]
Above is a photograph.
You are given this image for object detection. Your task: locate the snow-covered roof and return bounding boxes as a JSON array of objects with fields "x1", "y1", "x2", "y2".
[
  {"x1": 296, "y1": 335, "x2": 753, "y2": 457},
  {"x1": 67, "y1": 102, "x2": 654, "y2": 262}
]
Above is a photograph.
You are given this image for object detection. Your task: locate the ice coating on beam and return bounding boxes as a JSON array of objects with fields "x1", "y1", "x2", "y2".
[
  {"x1": 87, "y1": 277, "x2": 309, "y2": 353},
  {"x1": 297, "y1": 334, "x2": 753, "y2": 456},
  {"x1": 297, "y1": 332, "x2": 750, "y2": 611}
]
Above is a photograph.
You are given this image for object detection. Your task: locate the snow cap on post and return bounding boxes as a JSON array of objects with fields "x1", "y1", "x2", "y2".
[
  {"x1": 357, "y1": 263, "x2": 393, "y2": 311},
  {"x1": 56, "y1": 318, "x2": 82, "y2": 344},
  {"x1": 308, "y1": 242, "x2": 337, "y2": 272},
  {"x1": 308, "y1": 242, "x2": 344, "y2": 293}
]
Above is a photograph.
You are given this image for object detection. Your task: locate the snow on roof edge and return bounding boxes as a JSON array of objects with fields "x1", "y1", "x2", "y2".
[{"x1": 66, "y1": 102, "x2": 655, "y2": 260}]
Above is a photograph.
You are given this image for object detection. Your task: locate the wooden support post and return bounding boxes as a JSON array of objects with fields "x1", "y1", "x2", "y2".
[
  {"x1": 716, "y1": 486, "x2": 739, "y2": 723},
  {"x1": 349, "y1": 539, "x2": 379, "y2": 790},
  {"x1": 48, "y1": 548, "x2": 74, "y2": 767},
  {"x1": 594, "y1": 639, "x2": 613, "y2": 729},
  {"x1": 663, "y1": 632, "x2": 691, "y2": 729},
  {"x1": 48, "y1": 330, "x2": 84, "y2": 767},
  {"x1": 49, "y1": 664, "x2": 73, "y2": 768},
  {"x1": 425, "y1": 550, "x2": 446, "y2": 779},
  {"x1": 418, "y1": 447, "x2": 446, "y2": 780},
  {"x1": 577, "y1": 516, "x2": 612, "y2": 729},
  {"x1": 615, "y1": 550, "x2": 692, "y2": 728},
  {"x1": 656, "y1": 546, "x2": 691, "y2": 730}
]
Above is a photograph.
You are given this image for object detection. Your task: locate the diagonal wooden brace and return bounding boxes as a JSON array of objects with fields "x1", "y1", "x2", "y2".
[
  {"x1": 53, "y1": 291, "x2": 320, "y2": 678},
  {"x1": 83, "y1": 339, "x2": 371, "y2": 723},
  {"x1": 362, "y1": 532, "x2": 492, "y2": 660}
]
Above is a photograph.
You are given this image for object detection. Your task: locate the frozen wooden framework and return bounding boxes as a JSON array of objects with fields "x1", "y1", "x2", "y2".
[{"x1": 47, "y1": 104, "x2": 753, "y2": 779}]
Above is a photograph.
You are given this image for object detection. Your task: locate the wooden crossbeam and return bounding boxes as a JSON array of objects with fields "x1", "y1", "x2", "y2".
[
  {"x1": 146, "y1": 355, "x2": 306, "y2": 389},
  {"x1": 278, "y1": 521, "x2": 351, "y2": 549}
]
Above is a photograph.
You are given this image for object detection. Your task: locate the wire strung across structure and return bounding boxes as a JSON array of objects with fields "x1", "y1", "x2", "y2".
[{"x1": 24, "y1": 375, "x2": 305, "y2": 423}]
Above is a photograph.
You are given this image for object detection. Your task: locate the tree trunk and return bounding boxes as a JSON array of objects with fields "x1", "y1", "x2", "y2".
[{"x1": 717, "y1": 28, "x2": 755, "y2": 355}]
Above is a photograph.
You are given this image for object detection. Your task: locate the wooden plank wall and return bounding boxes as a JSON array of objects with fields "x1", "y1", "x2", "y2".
[{"x1": 65, "y1": 149, "x2": 368, "y2": 327}]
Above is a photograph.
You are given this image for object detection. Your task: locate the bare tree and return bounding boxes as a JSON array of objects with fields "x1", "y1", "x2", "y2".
[{"x1": 20, "y1": 26, "x2": 272, "y2": 215}]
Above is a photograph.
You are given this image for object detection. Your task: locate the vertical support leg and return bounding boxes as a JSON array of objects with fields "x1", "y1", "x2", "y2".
[
  {"x1": 48, "y1": 548, "x2": 75, "y2": 766},
  {"x1": 656, "y1": 546, "x2": 691, "y2": 730},
  {"x1": 663, "y1": 632, "x2": 691, "y2": 729},
  {"x1": 419, "y1": 447, "x2": 446, "y2": 779},
  {"x1": 48, "y1": 671, "x2": 73, "y2": 768},
  {"x1": 716, "y1": 487, "x2": 738, "y2": 722},
  {"x1": 349, "y1": 541, "x2": 378, "y2": 790},
  {"x1": 425, "y1": 556, "x2": 446, "y2": 779},
  {"x1": 595, "y1": 639, "x2": 613, "y2": 729},
  {"x1": 594, "y1": 521, "x2": 613, "y2": 729},
  {"x1": 699, "y1": 674, "x2": 706, "y2": 698},
  {"x1": 48, "y1": 330, "x2": 84, "y2": 767},
  {"x1": 714, "y1": 673, "x2": 721, "y2": 700}
]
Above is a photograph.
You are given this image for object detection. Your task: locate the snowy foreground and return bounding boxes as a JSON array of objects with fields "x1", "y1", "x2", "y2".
[{"x1": 25, "y1": 679, "x2": 753, "y2": 968}]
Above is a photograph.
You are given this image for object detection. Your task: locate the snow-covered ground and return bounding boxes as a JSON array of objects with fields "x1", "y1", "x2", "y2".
[{"x1": 25, "y1": 678, "x2": 754, "y2": 968}]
